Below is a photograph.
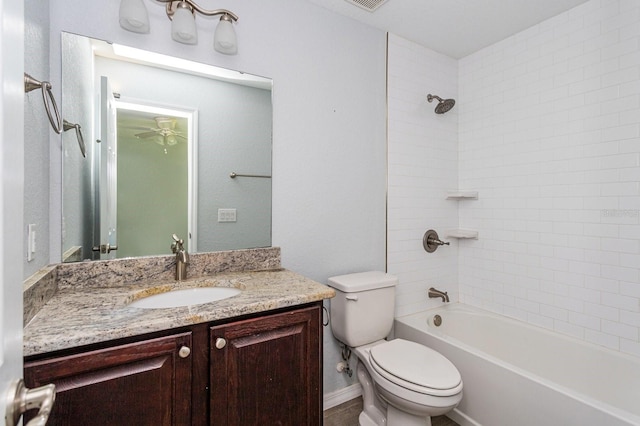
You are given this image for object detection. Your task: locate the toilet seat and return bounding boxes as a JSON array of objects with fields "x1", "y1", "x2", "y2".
[{"x1": 369, "y1": 339, "x2": 462, "y2": 397}]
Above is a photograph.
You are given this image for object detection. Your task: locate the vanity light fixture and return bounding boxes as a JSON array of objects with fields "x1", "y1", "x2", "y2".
[
  {"x1": 119, "y1": 0, "x2": 150, "y2": 33},
  {"x1": 119, "y1": 0, "x2": 239, "y2": 54}
]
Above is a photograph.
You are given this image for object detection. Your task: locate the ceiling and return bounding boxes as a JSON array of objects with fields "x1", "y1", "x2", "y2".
[
  {"x1": 305, "y1": 0, "x2": 591, "y2": 58},
  {"x1": 118, "y1": 109, "x2": 188, "y2": 148}
]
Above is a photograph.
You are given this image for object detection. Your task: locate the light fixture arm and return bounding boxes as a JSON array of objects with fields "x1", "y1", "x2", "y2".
[{"x1": 158, "y1": 0, "x2": 238, "y2": 21}]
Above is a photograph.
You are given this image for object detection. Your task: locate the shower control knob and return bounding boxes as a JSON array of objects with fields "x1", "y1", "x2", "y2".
[
  {"x1": 430, "y1": 237, "x2": 449, "y2": 246},
  {"x1": 423, "y1": 229, "x2": 450, "y2": 253},
  {"x1": 215, "y1": 338, "x2": 227, "y2": 350}
]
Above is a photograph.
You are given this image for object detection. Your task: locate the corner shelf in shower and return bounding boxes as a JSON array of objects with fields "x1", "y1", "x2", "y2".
[
  {"x1": 445, "y1": 191, "x2": 479, "y2": 240},
  {"x1": 445, "y1": 229, "x2": 479, "y2": 239},
  {"x1": 446, "y1": 190, "x2": 478, "y2": 200}
]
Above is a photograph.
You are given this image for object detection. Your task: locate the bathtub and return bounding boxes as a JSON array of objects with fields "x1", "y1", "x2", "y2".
[{"x1": 394, "y1": 304, "x2": 640, "y2": 426}]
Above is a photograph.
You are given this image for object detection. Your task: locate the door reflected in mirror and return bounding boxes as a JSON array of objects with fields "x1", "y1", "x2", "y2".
[
  {"x1": 61, "y1": 32, "x2": 273, "y2": 262},
  {"x1": 115, "y1": 103, "x2": 193, "y2": 259}
]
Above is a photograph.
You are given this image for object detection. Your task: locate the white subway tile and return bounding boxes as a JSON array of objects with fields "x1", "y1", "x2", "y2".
[
  {"x1": 620, "y1": 280, "x2": 640, "y2": 297},
  {"x1": 554, "y1": 320, "x2": 586, "y2": 339},
  {"x1": 620, "y1": 18, "x2": 640, "y2": 40},
  {"x1": 621, "y1": 310, "x2": 640, "y2": 327},
  {"x1": 527, "y1": 289, "x2": 556, "y2": 305},
  {"x1": 602, "y1": 37, "x2": 639, "y2": 62},
  {"x1": 602, "y1": 291, "x2": 640, "y2": 311},
  {"x1": 585, "y1": 275, "x2": 620, "y2": 293},
  {"x1": 601, "y1": 265, "x2": 640, "y2": 283},
  {"x1": 540, "y1": 304, "x2": 570, "y2": 321},
  {"x1": 515, "y1": 298, "x2": 540, "y2": 313},
  {"x1": 541, "y1": 280, "x2": 570, "y2": 296},
  {"x1": 620, "y1": 339, "x2": 640, "y2": 357},
  {"x1": 569, "y1": 285, "x2": 602, "y2": 303},
  {"x1": 602, "y1": 319, "x2": 639, "y2": 340},
  {"x1": 570, "y1": 311, "x2": 601, "y2": 330},
  {"x1": 584, "y1": 301, "x2": 620, "y2": 321},
  {"x1": 527, "y1": 312, "x2": 555, "y2": 329},
  {"x1": 602, "y1": 237, "x2": 640, "y2": 254},
  {"x1": 503, "y1": 306, "x2": 529, "y2": 322},
  {"x1": 555, "y1": 294, "x2": 585, "y2": 312},
  {"x1": 585, "y1": 329, "x2": 620, "y2": 350}
]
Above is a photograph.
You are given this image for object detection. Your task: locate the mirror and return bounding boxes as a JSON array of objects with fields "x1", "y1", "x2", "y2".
[{"x1": 61, "y1": 32, "x2": 273, "y2": 262}]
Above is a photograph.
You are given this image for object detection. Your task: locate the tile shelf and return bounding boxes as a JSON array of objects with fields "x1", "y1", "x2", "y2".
[
  {"x1": 445, "y1": 191, "x2": 479, "y2": 239},
  {"x1": 446, "y1": 190, "x2": 479, "y2": 200},
  {"x1": 445, "y1": 229, "x2": 479, "y2": 239}
]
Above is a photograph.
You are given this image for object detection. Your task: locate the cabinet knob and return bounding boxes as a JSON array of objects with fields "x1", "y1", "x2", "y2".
[
  {"x1": 215, "y1": 338, "x2": 227, "y2": 350},
  {"x1": 178, "y1": 346, "x2": 191, "y2": 358}
]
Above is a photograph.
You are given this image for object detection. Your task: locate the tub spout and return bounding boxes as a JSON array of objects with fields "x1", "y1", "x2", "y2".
[{"x1": 428, "y1": 287, "x2": 449, "y2": 303}]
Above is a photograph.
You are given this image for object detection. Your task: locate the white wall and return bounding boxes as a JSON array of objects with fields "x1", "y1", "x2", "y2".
[
  {"x1": 387, "y1": 34, "x2": 459, "y2": 318},
  {"x1": 43, "y1": 0, "x2": 387, "y2": 396},
  {"x1": 23, "y1": 0, "x2": 51, "y2": 278},
  {"x1": 458, "y1": 0, "x2": 640, "y2": 356}
]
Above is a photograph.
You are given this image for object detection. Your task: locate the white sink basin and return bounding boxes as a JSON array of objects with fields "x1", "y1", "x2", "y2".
[{"x1": 130, "y1": 287, "x2": 241, "y2": 309}]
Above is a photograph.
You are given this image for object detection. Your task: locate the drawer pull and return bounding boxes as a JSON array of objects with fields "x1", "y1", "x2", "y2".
[
  {"x1": 178, "y1": 346, "x2": 191, "y2": 358},
  {"x1": 215, "y1": 338, "x2": 227, "y2": 350}
]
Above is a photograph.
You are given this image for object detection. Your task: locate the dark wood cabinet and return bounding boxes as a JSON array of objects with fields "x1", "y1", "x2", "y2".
[
  {"x1": 24, "y1": 332, "x2": 193, "y2": 426},
  {"x1": 210, "y1": 305, "x2": 321, "y2": 425},
  {"x1": 24, "y1": 303, "x2": 322, "y2": 426}
]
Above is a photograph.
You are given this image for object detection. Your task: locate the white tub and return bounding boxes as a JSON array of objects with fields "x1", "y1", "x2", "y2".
[{"x1": 394, "y1": 304, "x2": 640, "y2": 426}]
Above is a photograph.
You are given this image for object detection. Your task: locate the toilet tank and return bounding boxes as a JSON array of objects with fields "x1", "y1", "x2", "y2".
[{"x1": 327, "y1": 271, "x2": 397, "y2": 348}]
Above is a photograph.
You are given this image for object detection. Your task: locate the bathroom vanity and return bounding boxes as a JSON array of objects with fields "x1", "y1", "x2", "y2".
[
  {"x1": 22, "y1": 248, "x2": 334, "y2": 426},
  {"x1": 25, "y1": 304, "x2": 321, "y2": 425}
]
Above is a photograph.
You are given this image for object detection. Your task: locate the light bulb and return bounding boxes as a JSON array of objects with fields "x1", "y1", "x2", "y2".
[
  {"x1": 119, "y1": 0, "x2": 150, "y2": 34},
  {"x1": 171, "y1": 3, "x2": 198, "y2": 45},
  {"x1": 214, "y1": 15, "x2": 237, "y2": 54}
]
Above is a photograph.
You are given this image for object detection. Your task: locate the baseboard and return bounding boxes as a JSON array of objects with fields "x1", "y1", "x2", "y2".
[
  {"x1": 448, "y1": 408, "x2": 482, "y2": 426},
  {"x1": 323, "y1": 383, "x2": 362, "y2": 411}
]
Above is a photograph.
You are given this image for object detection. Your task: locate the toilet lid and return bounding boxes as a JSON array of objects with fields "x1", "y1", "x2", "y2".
[{"x1": 369, "y1": 339, "x2": 461, "y2": 391}]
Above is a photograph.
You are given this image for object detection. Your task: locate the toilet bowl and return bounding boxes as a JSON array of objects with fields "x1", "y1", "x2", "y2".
[
  {"x1": 356, "y1": 339, "x2": 462, "y2": 425},
  {"x1": 328, "y1": 271, "x2": 463, "y2": 426}
]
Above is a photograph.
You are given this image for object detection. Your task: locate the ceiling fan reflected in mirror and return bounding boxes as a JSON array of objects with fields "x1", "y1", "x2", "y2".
[{"x1": 134, "y1": 117, "x2": 186, "y2": 146}]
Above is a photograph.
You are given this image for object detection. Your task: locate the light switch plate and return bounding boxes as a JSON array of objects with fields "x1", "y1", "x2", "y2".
[
  {"x1": 218, "y1": 209, "x2": 237, "y2": 222},
  {"x1": 27, "y1": 223, "x2": 36, "y2": 261}
]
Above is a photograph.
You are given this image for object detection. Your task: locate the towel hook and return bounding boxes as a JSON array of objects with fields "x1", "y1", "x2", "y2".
[
  {"x1": 24, "y1": 73, "x2": 62, "y2": 134},
  {"x1": 63, "y1": 120, "x2": 86, "y2": 158}
]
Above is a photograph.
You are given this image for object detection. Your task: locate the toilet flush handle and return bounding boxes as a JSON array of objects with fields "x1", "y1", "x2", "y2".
[{"x1": 346, "y1": 295, "x2": 358, "y2": 301}]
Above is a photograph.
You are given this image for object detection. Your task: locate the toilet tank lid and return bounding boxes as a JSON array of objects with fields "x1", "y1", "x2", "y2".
[{"x1": 328, "y1": 271, "x2": 397, "y2": 292}]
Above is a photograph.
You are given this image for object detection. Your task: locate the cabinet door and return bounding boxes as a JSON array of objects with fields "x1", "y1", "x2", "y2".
[
  {"x1": 24, "y1": 332, "x2": 193, "y2": 426},
  {"x1": 210, "y1": 305, "x2": 321, "y2": 426}
]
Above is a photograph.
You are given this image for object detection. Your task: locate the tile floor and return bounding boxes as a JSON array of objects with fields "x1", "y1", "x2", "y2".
[{"x1": 323, "y1": 397, "x2": 459, "y2": 426}]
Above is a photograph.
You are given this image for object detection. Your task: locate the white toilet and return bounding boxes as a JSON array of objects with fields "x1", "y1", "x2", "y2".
[{"x1": 328, "y1": 271, "x2": 463, "y2": 426}]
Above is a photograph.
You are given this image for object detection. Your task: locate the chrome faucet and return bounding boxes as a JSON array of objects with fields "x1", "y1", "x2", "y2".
[
  {"x1": 428, "y1": 287, "x2": 449, "y2": 303},
  {"x1": 171, "y1": 234, "x2": 189, "y2": 281}
]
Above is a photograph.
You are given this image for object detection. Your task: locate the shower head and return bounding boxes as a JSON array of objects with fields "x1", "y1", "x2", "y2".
[{"x1": 427, "y1": 94, "x2": 455, "y2": 114}]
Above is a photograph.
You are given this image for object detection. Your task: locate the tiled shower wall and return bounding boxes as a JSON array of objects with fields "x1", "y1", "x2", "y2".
[
  {"x1": 387, "y1": 34, "x2": 459, "y2": 318},
  {"x1": 458, "y1": 0, "x2": 640, "y2": 355}
]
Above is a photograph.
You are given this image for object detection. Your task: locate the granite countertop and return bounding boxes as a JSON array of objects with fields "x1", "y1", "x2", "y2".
[{"x1": 24, "y1": 268, "x2": 335, "y2": 357}]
